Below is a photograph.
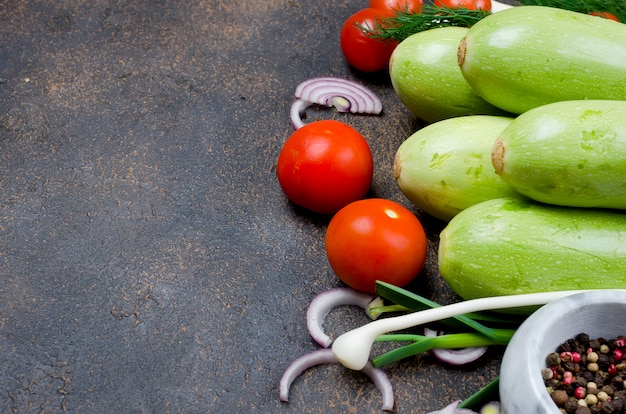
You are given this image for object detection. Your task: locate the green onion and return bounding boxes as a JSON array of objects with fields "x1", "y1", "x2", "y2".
[{"x1": 375, "y1": 281, "x2": 517, "y2": 344}]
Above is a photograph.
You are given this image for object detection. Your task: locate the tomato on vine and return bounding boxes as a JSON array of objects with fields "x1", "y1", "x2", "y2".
[
  {"x1": 434, "y1": 0, "x2": 492, "y2": 11},
  {"x1": 276, "y1": 120, "x2": 373, "y2": 215},
  {"x1": 340, "y1": 8, "x2": 399, "y2": 73},
  {"x1": 369, "y1": 0, "x2": 423, "y2": 13},
  {"x1": 325, "y1": 198, "x2": 428, "y2": 293}
]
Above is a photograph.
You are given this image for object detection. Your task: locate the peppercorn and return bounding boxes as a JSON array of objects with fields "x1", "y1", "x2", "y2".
[
  {"x1": 549, "y1": 352, "x2": 563, "y2": 366},
  {"x1": 598, "y1": 354, "x2": 612, "y2": 370},
  {"x1": 578, "y1": 333, "x2": 591, "y2": 344},
  {"x1": 552, "y1": 389, "x2": 570, "y2": 406},
  {"x1": 544, "y1": 368, "x2": 556, "y2": 380},
  {"x1": 576, "y1": 386, "x2": 588, "y2": 399},
  {"x1": 603, "y1": 385, "x2": 616, "y2": 397},
  {"x1": 584, "y1": 371, "x2": 597, "y2": 381},
  {"x1": 600, "y1": 400, "x2": 615, "y2": 413},
  {"x1": 586, "y1": 394, "x2": 599, "y2": 406},
  {"x1": 546, "y1": 334, "x2": 626, "y2": 413},
  {"x1": 564, "y1": 397, "x2": 579, "y2": 413}
]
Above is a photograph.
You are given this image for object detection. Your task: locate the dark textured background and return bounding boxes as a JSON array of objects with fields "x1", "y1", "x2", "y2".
[{"x1": 0, "y1": 1, "x2": 505, "y2": 412}]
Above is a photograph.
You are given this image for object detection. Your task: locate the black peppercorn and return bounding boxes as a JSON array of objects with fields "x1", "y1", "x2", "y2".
[
  {"x1": 600, "y1": 400, "x2": 615, "y2": 413},
  {"x1": 577, "y1": 333, "x2": 591, "y2": 345}
]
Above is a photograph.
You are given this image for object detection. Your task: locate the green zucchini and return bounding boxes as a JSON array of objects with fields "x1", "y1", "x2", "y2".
[
  {"x1": 394, "y1": 115, "x2": 521, "y2": 221},
  {"x1": 439, "y1": 198, "x2": 626, "y2": 308},
  {"x1": 458, "y1": 6, "x2": 626, "y2": 114},
  {"x1": 492, "y1": 100, "x2": 626, "y2": 209},
  {"x1": 389, "y1": 26, "x2": 509, "y2": 124}
]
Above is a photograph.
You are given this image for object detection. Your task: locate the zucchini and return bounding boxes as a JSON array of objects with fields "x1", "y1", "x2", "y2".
[
  {"x1": 394, "y1": 115, "x2": 521, "y2": 221},
  {"x1": 458, "y1": 6, "x2": 626, "y2": 114},
  {"x1": 439, "y1": 198, "x2": 626, "y2": 307},
  {"x1": 492, "y1": 100, "x2": 626, "y2": 209},
  {"x1": 389, "y1": 26, "x2": 509, "y2": 124}
]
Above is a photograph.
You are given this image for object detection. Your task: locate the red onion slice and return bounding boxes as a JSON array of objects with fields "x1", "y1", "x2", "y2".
[
  {"x1": 290, "y1": 99, "x2": 311, "y2": 129},
  {"x1": 423, "y1": 328, "x2": 488, "y2": 366},
  {"x1": 307, "y1": 288, "x2": 382, "y2": 348},
  {"x1": 426, "y1": 400, "x2": 479, "y2": 414},
  {"x1": 279, "y1": 348, "x2": 395, "y2": 412},
  {"x1": 290, "y1": 77, "x2": 383, "y2": 129}
]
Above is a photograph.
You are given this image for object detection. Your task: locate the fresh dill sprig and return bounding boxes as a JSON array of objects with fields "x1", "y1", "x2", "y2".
[
  {"x1": 361, "y1": 5, "x2": 492, "y2": 42},
  {"x1": 519, "y1": 0, "x2": 626, "y2": 22}
]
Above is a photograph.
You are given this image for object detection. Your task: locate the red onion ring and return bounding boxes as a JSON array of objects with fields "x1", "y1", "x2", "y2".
[
  {"x1": 423, "y1": 328, "x2": 488, "y2": 366},
  {"x1": 279, "y1": 348, "x2": 395, "y2": 412},
  {"x1": 307, "y1": 288, "x2": 383, "y2": 348},
  {"x1": 426, "y1": 400, "x2": 479, "y2": 414},
  {"x1": 290, "y1": 77, "x2": 383, "y2": 129}
]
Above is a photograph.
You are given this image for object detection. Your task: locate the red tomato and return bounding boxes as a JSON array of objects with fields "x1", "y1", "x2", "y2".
[
  {"x1": 325, "y1": 198, "x2": 428, "y2": 293},
  {"x1": 276, "y1": 120, "x2": 373, "y2": 215},
  {"x1": 589, "y1": 11, "x2": 620, "y2": 22},
  {"x1": 369, "y1": 0, "x2": 423, "y2": 13},
  {"x1": 340, "y1": 8, "x2": 399, "y2": 73},
  {"x1": 434, "y1": 0, "x2": 492, "y2": 11}
]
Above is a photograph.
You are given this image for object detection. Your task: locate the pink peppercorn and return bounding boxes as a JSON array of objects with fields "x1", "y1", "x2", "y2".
[
  {"x1": 571, "y1": 352, "x2": 581, "y2": 363},
  {"x1": 574, "y1": 386, "x2": 586, "y2": 399},
  {"x1": 614, "y1": 349, "x2": 624, "y2": 361},
  {"x1": 609, "y1": 363, "x2": 618, "y2": 375},
  {"x1": 616, "y1": 338, "x2": 625, "y2": 347},
  {"x1": 563, "y1": 371, "x2": 574, "y2": 385},
  {"x1": 561, "y1": 351, "x2": 573, "y2": 362}
]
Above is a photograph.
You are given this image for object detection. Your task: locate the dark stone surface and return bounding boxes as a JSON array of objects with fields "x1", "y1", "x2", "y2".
[{"x1": 0, "y1": 1, "x2": 503, "y2": 412}]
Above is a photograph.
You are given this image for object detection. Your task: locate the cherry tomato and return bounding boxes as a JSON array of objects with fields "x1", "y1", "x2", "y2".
[
  {"x1": 340, "y1": 8, "x2": 399, "y2": 73},
  {"x1": 434, "y1": 0, "x2": 492, "y2": 11},
  {"x1": 589, "y1": 11, "x2": 620, "y2": 22},
  {"x1": 325, "y1": 198, "x2": 428, "y2": 293},
  {"x1": 369, "y1": 0, "x2": 423, "y2": 13},
  {"x1": 276, "y1": 120, "x2": 373, "y2": 215}
]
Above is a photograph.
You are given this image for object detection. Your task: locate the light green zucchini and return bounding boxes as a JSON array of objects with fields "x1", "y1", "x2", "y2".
[
  {"x1": 394, "y1": 115, "x2": 521, "y2": 221},
  {"x1": 438, "y1": 198, "x2": 626, "y2": 311},
  {"x1": 492, "y1": 100, "x2": 626, "y2": 209},
  {"x1": 389, "y1": 26, "x2": 509, "y2": 124},
  {"x1": 458, "y1": 6, "x2": 626, "y2": 114}
]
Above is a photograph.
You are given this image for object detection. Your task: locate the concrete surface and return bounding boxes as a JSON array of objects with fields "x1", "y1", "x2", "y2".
[{"x1": 0, "y1": 1, "x2": 502, "y2": 412}]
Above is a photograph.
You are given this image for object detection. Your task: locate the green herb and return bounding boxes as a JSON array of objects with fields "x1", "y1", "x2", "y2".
[
  {"x1": 362, "y1": 5, "x2": 491, "y2": 42},
  {"x1": 520, "y1": 0, "x2": 626, "y2": 22}
]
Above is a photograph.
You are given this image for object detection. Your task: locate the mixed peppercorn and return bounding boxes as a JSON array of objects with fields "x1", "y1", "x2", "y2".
[{"x1": 544, "y1": 333, "x2": 626, "y2": 413}]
